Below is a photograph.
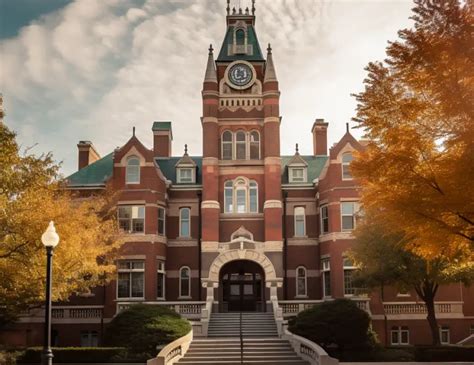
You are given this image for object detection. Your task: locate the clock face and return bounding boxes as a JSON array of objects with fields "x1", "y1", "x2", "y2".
[{"x1": 229, "y1": 63, "x2": 253, "y2": 87}]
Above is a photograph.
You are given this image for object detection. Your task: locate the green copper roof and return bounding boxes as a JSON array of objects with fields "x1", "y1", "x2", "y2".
[
  {"x1": 152, "y1": 121, "x2": 172, "y2": 131},
  {"x1": 155, "y1": 157, "x2": 202, "y2": 185},
  {"x1": 217, "y1": 25, "x2": 265, "y2": 61},
  {"x1": 67, "y1": 152, "x2": 113, "y2": 187},
  {"x1": 281, "y1": 155, "x2": 328, "y2": 184}
]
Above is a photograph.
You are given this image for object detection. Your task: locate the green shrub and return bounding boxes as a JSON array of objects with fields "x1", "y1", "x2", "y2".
[
  {"x1": 414, "y1": 345, "x2": 474, "y2": 361},
  {"x1": 103, "y1": 304, "x2": 191, "y2": 358},
  {"x1": 332, "y1": 347, "x2": 414, "y2": 362},
  {"x1": 288, "y1": 299, "x2": 373, "y2": 351},
  {"x1": 16, "y1": 347, "x2": 128, "y2": 363}
]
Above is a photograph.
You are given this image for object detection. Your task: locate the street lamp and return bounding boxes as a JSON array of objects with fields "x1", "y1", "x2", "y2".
[{"x1": 41, "y1": 221, "x2": 59, "y2": 365}]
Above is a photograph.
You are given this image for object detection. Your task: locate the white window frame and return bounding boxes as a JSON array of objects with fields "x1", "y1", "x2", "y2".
[
  {"x1": 341, "y1": 201, "x2": 359, "y2": 231},
  {"x1": 177, "y1": 168, "x2": 195, "y2": 183},
  {"x1": 179, "y1": 207, "x2": 191, "y2": 238},
  {"x1": 343, "y1": 257, "x2": 357, "y2": 296},
  {"x1": 321, "y1": 258, "x2": 331, "y2": 298},
  {"x1": 118, "y1": 205, "x2": 145, "y2": 234},
  {"x1": 235, "y1": 131, "x2": 247, "y2": 160},
  {"x1": 294, "y1": 207, "x2": 306, "y2": 237},
  {"x1": 249, "y1": 130, "x2": 260, "y2": 160},
  {"x1": 126, "y1": 156, "x2": 140, "y2": 184},
  {"x1": 391, "y1": 326, "x2": 410, "y2": 345},
  {"x1": 117, "y1": 260, "x2": 145, "y2": 299},
  {"x1": 158, "y1": 207, "x2": 166, "y2": 235},
  {"x1": 341, "y1": 152, "x2": 353, "y2": 180},
  {"x1": 320, "y1": 205, "x2": 329, "y2": 234},
  {"x1": 440, "y1": 326, "x2": 450, "y2": 344},
  {"x1": 223, "y1": 178, "x2": 258, "y2": 214},
  {"x1": 296, "y1": 266, "x2": 307, "y2": 297},
  {"x1": 179, "y1": 266, "x2": 191, "y2": 298},
  {"x1": 157, "y1": 260, "x2": 166, "y2": 300},
  {"x1": 222, "y1": 130, "x2": 234, "y2": 160},
  {"x1": 289, "y1": 167, "x2": 307, "y2": 183}
]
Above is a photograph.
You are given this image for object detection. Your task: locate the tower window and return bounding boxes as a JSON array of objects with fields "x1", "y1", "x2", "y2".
[
  {"x1": 118, "y1": 205, "x2": 145, "y2": 233},
  {"x1": 117, "y1": 260, "x2": 145, "y2": 299},
  {"x1": 126, "y1": 156, "x2": 140, "y2": 184},
  {"x1": 342, "y1": 152, "x2": 353, "y2": 180},
  {"x1": 236, "y1": 131, "x2": 246, "y2": 159},
  {"x1": 249, "y1": 131, "x2": 260, "y2": 160},
  {"x1": 222, "y1": 131, "x2": 233, "y2": 160},
  {"x1": 236, "y1": 29, "x2": 245, "y2": 45},
  {"x1": 320, "y1": 205, "x2": 329, "y2": 234},
  {"x1": 223, "y1": 178, "x2": 258, "y2": 214}
]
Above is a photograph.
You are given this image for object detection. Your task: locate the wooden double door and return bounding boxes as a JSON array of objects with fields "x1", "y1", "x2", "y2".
[{"x1": 220, "y1": 260, "x2": 265, "y2": 312}]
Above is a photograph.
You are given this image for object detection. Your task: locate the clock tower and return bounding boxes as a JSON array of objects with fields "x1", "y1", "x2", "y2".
[{"x1": 201, "y1": 1, "x2": 283, "y2": 303}]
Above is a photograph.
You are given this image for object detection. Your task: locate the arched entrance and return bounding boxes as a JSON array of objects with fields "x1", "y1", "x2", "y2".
[{"x1": 219, "y1": 260, "x2": 265, "y2": 312}]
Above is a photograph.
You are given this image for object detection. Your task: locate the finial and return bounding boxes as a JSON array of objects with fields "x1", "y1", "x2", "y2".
[
  {"x1": 267, "y1": 43, "x2": 272, "y2": 54},
  {"x1": 346, "y1": 122, "x2": 349, "y2": 133},
  {"x1": 232, "y1": 7, "x2": 236, "y2": 14},
  {"x1": 226, "y1": 0, "x2": 230, "y2": 15},
  {"x1": 252, "y1": 0, "x2": 256, "y2": 15},
  {"x1": 238, "y1": 7, "x2": 242, "y2": 15},
  {"x1": 184, "y1": 144, "x2": 188, "y2": 155},
  {"x1": 208, "y1": 44, "x2": 213, "y2": 55},
  {"x1": 295, "y1": 143, "x2": 299, "y2": 154},
  {"x1": 245, "y1": 7, "x2": 249, "y2": 15},
  {"x1": 133, "y1": 126, "x2": 135, "y2": 136}
]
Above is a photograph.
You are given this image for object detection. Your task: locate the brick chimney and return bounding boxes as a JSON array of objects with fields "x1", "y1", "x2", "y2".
[
  {"x1": 311, "y1": 118, "x2": 329, "y2": 156},
  {"x1": 77, "y1": 141, "x2": 100, "y2": 170},
  {"x1": 152, "y1": 121, "x2": 173, "y2": 158}
]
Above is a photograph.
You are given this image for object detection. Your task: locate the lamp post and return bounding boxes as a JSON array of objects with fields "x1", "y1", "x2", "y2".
[{"x1": 41, "y1": 221, "x2": 60, "y2": 365}]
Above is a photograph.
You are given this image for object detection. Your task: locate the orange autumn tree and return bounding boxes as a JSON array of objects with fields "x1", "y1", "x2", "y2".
[
  {"x1": 0, "y1": 123, "x2": 121, "y2": 326},
  {"x1": 351, "y1": 0, "x2": 474, "y2": 261}
]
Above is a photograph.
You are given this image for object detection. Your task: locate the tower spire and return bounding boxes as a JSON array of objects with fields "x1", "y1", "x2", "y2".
[
  {"x1": 204, "y1": 44, "x2": 217, "y2": 83},
  {"x1": 264, "y1": 43, "x2": 278, "y2": 83}
]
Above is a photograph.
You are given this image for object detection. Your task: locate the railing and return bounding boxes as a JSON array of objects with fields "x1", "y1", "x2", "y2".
[
  {"x1": 271, "y1": 295, "x2": 284, "y2": 336},
  {"x1": 279, "y1": 298, "x2": 371, "y2": 317},
  {"x1": 147, "y1": 329, "x2": 193, "y2": 365},
  {"x1": 117, "y1": 301, "x2": 205, "y2": 319},
  {"x1": 283, "y1": 327, "x2": 339, "y2": 365},
  {"x1": 383, "y1": 301, "x2": 463, "y2": 316}
]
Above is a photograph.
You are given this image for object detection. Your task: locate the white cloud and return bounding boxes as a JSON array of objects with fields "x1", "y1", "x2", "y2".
[{"x1": 0, "y1": 0, "x2": 414, "y2": 175}]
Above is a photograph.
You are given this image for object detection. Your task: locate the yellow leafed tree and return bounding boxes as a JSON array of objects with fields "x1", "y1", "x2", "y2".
[
  {"x1": 0, "y1": 123, "x2": 121, "y2": 326},
  {"x1": 351, "y1": 0, "x2": 474, "y2": 261}
]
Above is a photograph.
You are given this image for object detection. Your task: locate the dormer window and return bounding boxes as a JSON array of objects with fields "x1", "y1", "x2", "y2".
[
  {"x1": 287, "y1": 144, "x2": 308, "y2": 184},
  {"x1": 342, "y1": 152, "x2": 353, "y2": 180},
  {"x1": 177, "y1": 168, "x2": 194, "y2": 183},
  {"x1": 289, "y1": 168, "x2": 306, "y2": 183},
  {"x1": 126, "y1": 156, "x2": 140, "y2": 184}
]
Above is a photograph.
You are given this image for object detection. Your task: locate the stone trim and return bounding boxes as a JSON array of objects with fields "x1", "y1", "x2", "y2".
[
  {"x1": 201, "y1": 117, "x2": 218, "y2": 124},
  {"x1": 121, "y1": 234, "x2": 167, "y2": 244},
  {"x1": 264, "y1": 200, "x2": 282, "y2": 209},
  {"x1": 201, "y1": 200, "x2": 220, "y2": 209},
  {"x1": 202, "y1": 157, "x2": 219, "y2": 165},
  {"x1": 319, "y1": 232, "x2": 355, "y2": 242},
  {"x1": 263, "y1": 116, "x2": 280, "y2": 124},
  {"x1": 264, "y1": 156, "x2": 282, "y2": 165},
  {"x1": 202, "y1": 241, "x2": 219, "y2": 252},
  {"x1": 287, "y1": 238, "x2": 318, "y2": 246},
  {"x1": 168, "y1": 239, "x2": 198, "y2": 247}
]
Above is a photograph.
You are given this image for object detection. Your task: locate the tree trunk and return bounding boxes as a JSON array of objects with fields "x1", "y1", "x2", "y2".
[{"x1": 416, "y1": 280, "x2": 440, "y2": 346}]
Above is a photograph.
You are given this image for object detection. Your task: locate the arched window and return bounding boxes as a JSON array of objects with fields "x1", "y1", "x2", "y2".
[
  {"x1": 249, "y1": 180, "x2": 258, "y2": 213},
  {"x1": 179, "y1": 266, "x2": 191, "y2": 297},
  {"x1": 294, "y1": 207, "x2": 306, "y2": 237},
  {"x1": 223, "y1": 178, "x2": 259, "y2": 214},
  {"x1": 236, "y1": 29, "x2": 245, "y2": 45},
  {"x1": 179, "y1": 208, "x2": 191, "y2": 237},
  {"x1": 222, "y1": 131, "x2": 233, "y2": 160},
  {"x1": 126, "y1": 156, "x2": 140, "y2": 184},
  {"x1": 296, "y1": 266, "x2": 307, "y2": 297},
  {"x1": 249, "y1": 131, "x2": 260, "y2": 160},
  {"x1": 236, "y1": 131, "x2": 246, "y2": 160},
  {"x1": 224, "y1": 181, "x2": 233, "y2": 213},
  {"x1": 342, "y1": 153, "x2": 353, "y2": 179}
]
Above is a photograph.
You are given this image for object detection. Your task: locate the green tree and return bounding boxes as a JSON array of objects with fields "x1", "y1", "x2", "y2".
[
  {"x1": 351, "y1": 0, "x2": 474, "y2": 261},
  {"x1": 351, "y1": 213, "x2": 474, "y2": 345},
  {"x1": 0, "y1": 123, "x2": 121, "y2": 326}
]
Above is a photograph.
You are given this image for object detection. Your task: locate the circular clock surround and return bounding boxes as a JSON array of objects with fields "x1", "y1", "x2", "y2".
[{"x1": 225, "y1": 60, "x2": 257, "y2": 90}]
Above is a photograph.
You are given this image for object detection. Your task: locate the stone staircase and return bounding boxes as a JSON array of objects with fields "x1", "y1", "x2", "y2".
[{"x1": 175, "y1": 312, "x2": 309, "y2": 365}]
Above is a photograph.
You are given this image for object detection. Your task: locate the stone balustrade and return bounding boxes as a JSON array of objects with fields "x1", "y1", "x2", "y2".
[
  {"x1": 147, "y1": 329, "x2": 193, "y2": 365},
  {"x1": 117, "y1": 301, "x2": 206, "y2": 319},
  {"x1": 383, "y1": 301, "x2": 463, "y2": 319},
  {"x1": 279, "y1": 298, "x2": 371, "y2": 318}
]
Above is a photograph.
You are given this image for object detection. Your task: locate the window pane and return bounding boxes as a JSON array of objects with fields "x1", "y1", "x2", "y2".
[
  {"x1": 119, "y1": 219, "x2": 131, "y2": 232},
  {"x1": 157, "y1": 272, "x2": 165, "y2": 298},
  {"x1": 181, "y1": 220, "x2": 190, "y2": 237},
  {"x1": 341, "y1": 202, "x2": 354, "y2": 215},
  {"x1": 401, "y1": 330, "x2": 409, "y2": 344},
  {"x1": 236, "y1": 29, "x2": 245, "y2": 45},
  {"x1": 131, "y1": 261, "x2": 144, "y2": 270},
  {"x1": 342, "y1": 153, "x2": 353, "y2": 163},
  {"x1": 250, "y1": 132, "x2": 259, "y2": 159},
  {"x1": 158, "y1": 208, "x2": 165, "y2": 235},
  {"x1": 90, "y1": 332, "x2": 99, "y2": 347},
  {"x1": 118, "y1": 206, "x2": 131, "y2": 218},
  {"x1": 391, "y1": 331, "x2": 399, "y2": 345},
  {"x1": 342, "y1": 216, "x2": 355, "y2": 230},
  {"x1": 297, "y1": 278, "x2": 306, "y2": 296},
  {"x1": 131, "y1": 272, "x2": 144, "y2": 297},
  {"x1": 249, "y1": 186, "x2": 258, "y2": 213},
  {"x1": 344, "y1": 269, "x2": 355, "y2": 295},
  {"x1": 236, "y1": 142, "x2": 246, "y2": 159},
  {"x1": 181, "y1": 208, "x2": 190, "y2": 220},
  {"x1": 223, "y1": 143, "x2": 233, "y2": 160},
  {"x1": 225, "y1": 187, "x2": 233, "y2": 212},
  {"x1": 236, "y1": 189, "x2": 246, "y2": 213},
  {"x1": 117, "y1": 273, "x2": 130, "y2": 298},
  {"x1": 323, "y1": 271, "x2": 331, "y2": 296}
]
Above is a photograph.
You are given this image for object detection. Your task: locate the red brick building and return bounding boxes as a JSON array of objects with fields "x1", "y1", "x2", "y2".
[{"x1": 3, "y1": 6, "x2": 473, "y2": 348}]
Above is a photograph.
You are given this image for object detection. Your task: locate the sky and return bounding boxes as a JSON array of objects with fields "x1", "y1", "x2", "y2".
[{"x1": 0, "y1": 0, "x2": 415, "y2": 176}]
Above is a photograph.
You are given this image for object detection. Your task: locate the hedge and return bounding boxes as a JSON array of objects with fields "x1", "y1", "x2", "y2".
[
  {"x1": 414, "y1": 345, "x2": 474, "y2": 361},
  {"x1": 16, "y1": 347, "x2": 130, "y2": 363}
]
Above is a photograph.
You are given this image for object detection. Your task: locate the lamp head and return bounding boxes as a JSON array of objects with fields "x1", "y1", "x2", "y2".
[{"x1": 41, "y1": 221, "x2": 60, "y2": 248}]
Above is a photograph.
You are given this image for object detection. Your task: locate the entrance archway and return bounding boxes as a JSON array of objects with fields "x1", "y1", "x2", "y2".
[{"x1": 219, "y1": 260, "x2": 265, "y2": 312}]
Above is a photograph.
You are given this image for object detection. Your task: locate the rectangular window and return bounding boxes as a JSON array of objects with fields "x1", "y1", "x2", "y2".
[
  {"x1": 118, "y1": 206, "x2": 145, "y2": 233},
  {"x1": 117, "y1": 260, "x2": 145, "y2": 299},
  {"x1": 180, "y1": 267, "x2": 191, "y2": 297},
  {"x1": 321, "y1": 258, "x2": 331, "y2": 297},
  {"x1": 179, "y1": 208, "x2": 191, "y2": 237},
  {"x1": 158, "y1": 207, "x2": 165, "y2": 235},
  {"x1": 236, "y1": 189, "x2": 246, "y2": 213},
  {"x1": 249, "y1": 188, "x2": 258, "y2": 213},
  {"x1": 294, "y1": 207, "x2": 306, "y2": 237},
  {"x1": 391, "y1": 326, "x2": 409, "y2": 345},
  {"x1": 290, "y1": 168, "x2": 305, "y2": 183},
  {"x1": 178, "y1": 168, "x2": 194, "y2": 183},
  {"x1": 157, "y1": 260, "x2": 165, "y2": 299},
  {"x1": 320, "y1": 205, "x2": 329, "y2": 234},
  {"x1": 343, "y1": 258, "x2": 356, "y2": 296},
  {"x1": 80, "y1": 331, "x2": 99, "y2": 347},
  {"x1": 224, "y1": 186, "x2": 233, "y2": 213},
  {"x1": 440, "y1": 326, "x2": 450, "y2": 344},
  {"x1": 341, "y1": 202, "x2": 358, "y2": 231}
]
